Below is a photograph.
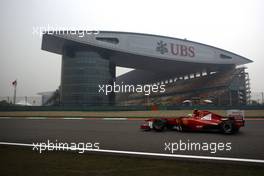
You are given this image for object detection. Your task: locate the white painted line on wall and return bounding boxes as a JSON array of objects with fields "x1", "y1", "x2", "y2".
[
  {"x1": 103, "y1": 118, "x2": 128, "y2": 120},
  {"x1": 26, "y1": 117, "x2": 47, "y2": 119},
  {"x1": 0, "y1": 117, "x2": 11, "y2": 119},
  {"x1": 0, "y1": 117, "x2": 264, "y2": 121},
  {"x1": 63, "y1": 118, "x2": 85, "y2": 120}
]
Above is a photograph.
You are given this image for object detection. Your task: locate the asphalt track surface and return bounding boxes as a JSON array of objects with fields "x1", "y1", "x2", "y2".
[{"x1": 0, "y1": 118, "x2": 264, "y2": 160}]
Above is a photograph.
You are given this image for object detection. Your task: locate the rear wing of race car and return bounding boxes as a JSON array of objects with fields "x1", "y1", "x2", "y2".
[{"x1": 226, "y1": 110, "x2": 245, "y2": 120}]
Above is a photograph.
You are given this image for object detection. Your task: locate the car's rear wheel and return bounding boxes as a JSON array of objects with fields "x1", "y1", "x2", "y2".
[
  {"x1": 153, "y1": 119, "x2": 166, "y2": 132},
  {"x1": 221, "y1": 120, "x2": 234, "y2": 134}
]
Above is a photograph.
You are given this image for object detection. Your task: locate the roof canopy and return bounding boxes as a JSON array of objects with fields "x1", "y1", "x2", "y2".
[{"x1": 42, "y1": 31, "x2": 252, "y2": 76}]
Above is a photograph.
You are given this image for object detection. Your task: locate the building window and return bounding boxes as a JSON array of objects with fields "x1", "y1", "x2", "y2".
[
  {"x1": 220, "y1": 54, "x2": 232, "y2": 59},
  {"x1": 96, "y1": 37, "x2": 119, "y2": 44}
]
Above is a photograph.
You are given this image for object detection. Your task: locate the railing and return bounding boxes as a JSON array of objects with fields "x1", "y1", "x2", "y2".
[
  {"x1": 1, "y1": 91, "x2": 263, "y2": 111},
  {"x1": 0, "y1": 96, "x2": 42, "y2": 106}
]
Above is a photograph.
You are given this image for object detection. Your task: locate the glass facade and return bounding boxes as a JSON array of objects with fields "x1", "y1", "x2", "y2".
[{"x1": 61, "y1": 48, "x2": 115, "y2": 105}]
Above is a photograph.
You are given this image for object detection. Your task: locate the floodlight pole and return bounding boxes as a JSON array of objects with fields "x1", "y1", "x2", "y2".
[
  {"x1": 13, "y1": 84, "x2": 17, "y2": 104},
  {"x1": 261, "y1": 92, "x2": 264, "y2": 104}
]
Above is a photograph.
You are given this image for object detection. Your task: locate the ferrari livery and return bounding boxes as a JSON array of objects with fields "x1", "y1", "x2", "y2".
[{"x1": 140, "y1": 110, "x2": 245, "y2": 134}]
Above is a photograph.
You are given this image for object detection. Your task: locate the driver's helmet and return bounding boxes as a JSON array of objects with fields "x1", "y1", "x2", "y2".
[{"x1": 193, "y1": 109, "x2": 199, "y2": 116}]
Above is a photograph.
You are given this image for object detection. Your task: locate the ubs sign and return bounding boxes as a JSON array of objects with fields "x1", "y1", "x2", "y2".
[{"x1": 156, "y1": 40, "x2": 195, "y2": 57}]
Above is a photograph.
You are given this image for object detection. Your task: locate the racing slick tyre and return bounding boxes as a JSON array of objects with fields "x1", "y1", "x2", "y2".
[
  {"x1": 153, "y1": 119, "x2": 166, "y2": 132},
  {"x1": 221, "y1": 120, "x2": 234, "y2": 134},
  {"x1": 178, "y1": 125, "x2": 183, "y2": 132},
  {"x1": 175, "y1": 119, "x2": 183, "y2": 132}
]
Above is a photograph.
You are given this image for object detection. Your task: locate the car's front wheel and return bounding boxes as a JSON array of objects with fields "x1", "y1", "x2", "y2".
[{"x1": 153, "y1": 119, "x2": 166, "y2": 132}]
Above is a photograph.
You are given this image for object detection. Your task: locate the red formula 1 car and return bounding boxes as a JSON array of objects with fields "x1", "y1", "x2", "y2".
[{"x1": 140, "y1": 110, "x2": 245, "y2": 134}]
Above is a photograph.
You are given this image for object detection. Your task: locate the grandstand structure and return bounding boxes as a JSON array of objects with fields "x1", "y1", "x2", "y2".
[
  {"x1": 117, "y1": 66, "x2": 251, "y2": 106},
  {"x1": 42, "y1": 31, "x2": 252, "y2": 106}
]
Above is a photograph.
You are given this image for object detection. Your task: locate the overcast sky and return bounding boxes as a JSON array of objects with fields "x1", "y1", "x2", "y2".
[{"x1": 0, "y1": 0, "x2": 263, "y2": 97}]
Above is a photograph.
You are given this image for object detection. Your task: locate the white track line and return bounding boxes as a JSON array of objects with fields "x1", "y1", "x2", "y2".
[{"x1": 0, "y1": 142, "x2": 263, "y2": 164}]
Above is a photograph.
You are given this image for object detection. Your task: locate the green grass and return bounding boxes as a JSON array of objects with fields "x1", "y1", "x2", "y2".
[{"x1": 0, "y1": 146, "x2": 263, "y2": 176}]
